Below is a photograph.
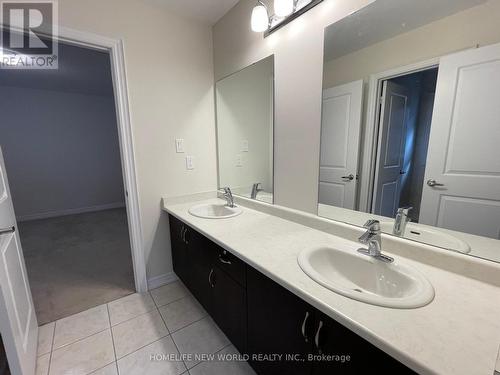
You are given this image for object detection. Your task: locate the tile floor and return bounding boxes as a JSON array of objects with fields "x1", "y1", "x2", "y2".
[{"x1": 35, "y1": 281, "x2": 256, "y2": 375}]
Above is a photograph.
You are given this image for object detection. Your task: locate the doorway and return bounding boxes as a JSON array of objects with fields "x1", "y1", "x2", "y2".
[
  {"x1": 372, "y1": 67, "x2": 439, "y2": 222},
  {"x1": 0, "y1": 39, "x2": 135, "y2": 324}
]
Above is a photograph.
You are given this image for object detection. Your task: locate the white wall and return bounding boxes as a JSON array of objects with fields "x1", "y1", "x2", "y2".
[
  {"x1": 57, "y1": 0, "x2": 217, "y2": 281},
  {"x1": 323, "y1": 0, "x2": 500, "y2": 88},
  {"x1": 213, "y1": 0, "x2": 375, "y2": 213},
  {"x1": 0, "y1": 86, "x2": 124, "y2": 220},
  {"x1": 216, "y1": 56, "x2": 274, "y2": 195}
]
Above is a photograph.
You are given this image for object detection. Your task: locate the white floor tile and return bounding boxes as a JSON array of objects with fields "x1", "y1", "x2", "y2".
[
  {"x1": 108, "y1": 292, "x2": 156, "y2": 326},
  {"x1": 49, "y1": 330, "x2": 115, "y2": 375},
  {"x1": 36, "y1": 353, "x2": 50, "y2": 375},
  {"x1": 171, "y1": 317, "x2": 229, "y2": 369},
  {"x1": 189, "y1": 345, "x2": 256, "y2": 375},
  {"x1": 159, "y1": 295, "x2": 207, "y2": 333},
  {"x1": 112, "y1": 309, "x2": 168, "y2": 359},
  {"x1": 150, "y1": 281, "x2": 189, "y2": 307},
  {"x1": 37, "y1": 322, "x2": 55, "y2": 356},
  {"x1": 89, "y1": 363, "x2": 118, "y2": 375},
  {"x1": 117, "y1": 336, "x2": 186, "y2": 375},
  {"x1": 53, "y1": 304, "x2": 109, "y2": 349}
]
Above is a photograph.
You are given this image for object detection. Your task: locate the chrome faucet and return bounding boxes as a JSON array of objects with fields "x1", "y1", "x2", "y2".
[
  {"x1": 358, "y1": 220, "x2": 394, "y2": 263},
  {"x1": 221, "y1": 187, "x2": 236, "y2": 208},
  {"x1": 393, "y1": 207, "x2": 413, "y2": 236},
  {"x1": 250, "y1": 182, "x2": 262, "y2": 199}
]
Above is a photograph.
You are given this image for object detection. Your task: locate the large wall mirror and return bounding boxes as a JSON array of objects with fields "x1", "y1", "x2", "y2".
[
  {"x1": 319, "y1": 0, "x2": 500, "y2": 262},
  {"x1": 216, "y1": 55, "x2": 274, "y2": 204}
]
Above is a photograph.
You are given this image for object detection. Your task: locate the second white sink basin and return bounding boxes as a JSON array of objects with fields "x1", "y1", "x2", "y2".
[
  {"x1": 298, "y1": 247, "x2": 434, "y2": 309},
  {"x1": 379, "y1": 222, "x2": 471, "y2": 253},
  {"x1": 188, "y1": 203, "x2": 242, "y2": 219}
]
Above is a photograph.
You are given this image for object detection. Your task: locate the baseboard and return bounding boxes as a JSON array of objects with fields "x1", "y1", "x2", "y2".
[
  {"x1": 147, "y1": 272, "x2": 178, "y2": 290},
  {"x1": 16, "y1": 202, "x2": 126, "y2": 222}
]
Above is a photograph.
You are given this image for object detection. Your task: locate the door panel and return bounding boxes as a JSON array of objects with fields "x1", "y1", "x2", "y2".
[
  {"x1": 373, "y1": 81, "x2": 410, "y2": 217},
  {"x1": 0, "y1": 148, "x2": 38, "y2": 375},
  {"x1": 319, "y1": 80, "x2": 363, "y2": 209},
  {"x1": 420, "y1": 42, "x2": 500, "y2": 238}
]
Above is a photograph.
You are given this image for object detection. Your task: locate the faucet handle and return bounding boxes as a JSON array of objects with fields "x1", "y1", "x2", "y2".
[
  {"x1": 397, "y1": 206, "x2": 413, "y2": 216},
  {"x1": 363, "y1": 219, "x2": 380, "y2": 232}
]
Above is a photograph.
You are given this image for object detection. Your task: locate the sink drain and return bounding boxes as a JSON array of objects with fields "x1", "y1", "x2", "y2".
[{"x1": 353, "y1": 288, "x2": 363, "y2": 293}]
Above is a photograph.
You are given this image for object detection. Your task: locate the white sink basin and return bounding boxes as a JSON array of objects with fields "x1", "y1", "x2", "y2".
[
  {"x1": 188, "y1": 203, "x2": 242, "y2": 219},
  {"x1": 379, "y1": 222, "x2": 470, "y2": 254},
  {"x1": 298, "y1": 247, "x2": 434, "y2": 309}
]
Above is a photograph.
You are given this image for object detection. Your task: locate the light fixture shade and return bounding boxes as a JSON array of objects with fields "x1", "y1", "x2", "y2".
[
  {"x1": 274, "y1": 0, "x2": 294, "y2": 17},
  {"x1": 251, "y1": 3, "x2": 269, "y2": 32}
]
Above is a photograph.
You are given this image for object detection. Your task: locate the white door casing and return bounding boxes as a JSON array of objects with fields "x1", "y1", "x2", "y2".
[
  {"x1": 372, "y1": 80, "x2": 410, "y2": 218},
  {"x1": 318, "y1": 80, "x2": 363, "y2": 209},
  {"x1": 0, "y1": 147, "x2": 38, "y2": 375},
  {"x1": 419, "y1": 43, "x2": 500, "y2": 239}
]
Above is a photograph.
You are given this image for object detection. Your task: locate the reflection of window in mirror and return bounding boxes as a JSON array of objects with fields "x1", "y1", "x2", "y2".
[
  {"x1": 216, "y1": 55, "x2": 274, "y2": 204},
  {"x1": 318, "y1": 0, "x2": 500, "y2": 263}
]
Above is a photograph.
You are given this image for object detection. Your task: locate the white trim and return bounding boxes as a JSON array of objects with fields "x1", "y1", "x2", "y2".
[
  {"x1": 147, "y1": 272, "x2": 178, "y2": 290},
  {"x1": 358, "y1": 57, "x2": 440, "y2": 213},
  {"x1": 16, "y1": 202, "x2": 125, "y2": 222},
  {"x1": 49, "y1": 26, "x2": 148, "y2": 293}
]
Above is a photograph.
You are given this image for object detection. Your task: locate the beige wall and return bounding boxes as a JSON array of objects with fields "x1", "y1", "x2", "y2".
[
  {"x1": 213, "y1": 0, "x2": 374, "y2": 213},
  {"x1": 58, "y1": 0, "x2": 217, "y2": 281},
  {"x1": 323, "y1": 0, "x2": 500, "y2": 88}
]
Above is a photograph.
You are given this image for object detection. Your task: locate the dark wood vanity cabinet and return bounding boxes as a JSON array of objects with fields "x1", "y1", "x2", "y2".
[
  {"x1": 168, "y1": 214, "x2": 414, "y2": 375},
  {"x1": 169, "y1": 215, "x2": 247, "y2": 353}
]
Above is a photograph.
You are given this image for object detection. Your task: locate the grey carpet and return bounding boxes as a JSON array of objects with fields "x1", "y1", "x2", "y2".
[{"x1": 19, "y1": 208, "x2": 135, "y2": 324}]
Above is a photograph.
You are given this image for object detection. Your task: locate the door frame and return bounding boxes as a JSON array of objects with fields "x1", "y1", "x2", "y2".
[
  {"x1": 1, "y1": 25, "x2": 148, "y2": 293},
  {"x1": 358, "y1": 57, "x2": 440, "y2": 213}
]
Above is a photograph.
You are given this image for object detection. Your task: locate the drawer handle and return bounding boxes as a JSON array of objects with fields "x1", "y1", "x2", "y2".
[
  {"x1": 219, "y1": 252, "x2": 232, "y2": 265},
  {"x1": 315, "y1": 320, "x2": 324, "y2": 354},
  {"x1": 183, "y1": 228, "x2": 189, "y2": 244},
  {"x1": 301, "y1": 312, "x2": 310, "y2": 343},
  {"x1": 208, "y1": 268, "x2": 216, "y2": 288}
]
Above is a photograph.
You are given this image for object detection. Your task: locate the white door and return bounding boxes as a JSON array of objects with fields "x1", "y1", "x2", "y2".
[
  {"x1": 0, "y1": 147, "x2": 38, "y2": 375},
  {"x1": 419, "y1": 43, "x2": 500, "y2": 239},
  {"x1": 319, "y1": 80, "x2": 363, "y2": 209},
  {"x1": 372, "y1": 80, "x2": 410, "y2": 218}
]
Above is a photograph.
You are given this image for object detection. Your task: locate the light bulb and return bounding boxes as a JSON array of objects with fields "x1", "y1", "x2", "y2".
[
  {"x1": 251, "y1": 3, "x2": 269, "y2": 32},
  {"x1": 274, "y1": 0, "x2": 294, "y2": 17}
]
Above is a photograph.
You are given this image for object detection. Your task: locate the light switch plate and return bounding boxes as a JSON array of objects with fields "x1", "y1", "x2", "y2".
[
  {"x1": 175, "y1": 139, "x2": 185, "y2": 153},
  {"x1": 186, "y1": 155, "x2": 195, "y2": 170},
  {"x1": 242, "y1": 140, "x2": 249, "y2": 152}
]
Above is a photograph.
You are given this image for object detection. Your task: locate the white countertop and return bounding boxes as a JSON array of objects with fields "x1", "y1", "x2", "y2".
[{"x1": 162, "y1": 196, "x2": 500, "y2": 375}]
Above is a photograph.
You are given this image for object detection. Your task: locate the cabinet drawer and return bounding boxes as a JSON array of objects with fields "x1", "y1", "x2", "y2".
[{"x1": 211, "y1": 244, "x2": 246, "y2": 287}]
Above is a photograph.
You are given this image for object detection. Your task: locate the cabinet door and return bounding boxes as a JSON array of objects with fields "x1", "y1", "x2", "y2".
[
  {"x1": 312, "y1": 312, "x2": 415, "y2": 374},
  {"x1": 211, "y1": 266, "x2": 247, "y2": 353},
  {"x1": 247, "y1": 267, "x2": 313, "y2": 375},
  {"x1": 185, "y1": 227, "x2": 215, "y2": 313},
  {"x1": 168, "y1": 215, "x2": 189, "y2": 285}
]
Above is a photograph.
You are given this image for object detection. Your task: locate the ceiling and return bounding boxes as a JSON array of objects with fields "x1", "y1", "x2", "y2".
[
  {"x1": 0, "y1": 41, "x2": 114, "y2": 97},
  {"x1": 324, "y1": 0, "x2": 487, "y2": 62},
  {"x1": 143, "y1": 0, "x2": 240, "y2": 25}
]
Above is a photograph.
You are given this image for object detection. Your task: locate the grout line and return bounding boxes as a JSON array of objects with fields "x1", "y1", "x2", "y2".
[
  {"x1": 51, "y1": 326, "x2": 111, "y2": 352},
  {"x1": 156, "y1": 304, "x2": 188, "y2": 371},
  {"x1": 109, "y1": 305, "x2": 157, "y2": 328},
  {"x1": 46, "y1": 322, "x2": 57, "y2": 375},
  {"x1": 106, "y1": 304, "x2": 118, "y2": 363}
]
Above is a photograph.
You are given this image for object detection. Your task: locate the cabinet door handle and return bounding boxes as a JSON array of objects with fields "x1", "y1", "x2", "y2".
[
  {"x1": 314, "y1": 320, "x2": 324, "y2": 354},
  {"x1": 301, "y1": 312, "x2": 310, "y2": 343},
  {"x1": 218, "y1": 251, "x2": 232, "y2": 265},
  {"x1": 180, "y1": 225, "x2": 185, "y2": 241},
  {"x1": 208, "y1": 268, "x2": 216, "y2": 288},
  {"x1": 184, "y1": 228, "x2": 189, "y2": 244}
]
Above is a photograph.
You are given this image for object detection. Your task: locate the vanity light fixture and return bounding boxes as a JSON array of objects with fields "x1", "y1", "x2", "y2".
[{"x1": 251, "y1": 0, "x2": 324, "y2": 36}]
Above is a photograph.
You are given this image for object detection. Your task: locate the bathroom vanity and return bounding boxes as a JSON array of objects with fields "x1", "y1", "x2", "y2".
[{"x1": 163, "y1": 194, "x2": 500, "y2": 375}]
